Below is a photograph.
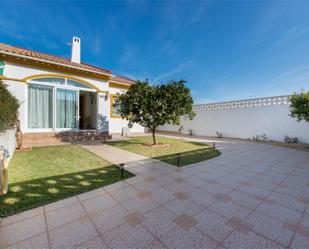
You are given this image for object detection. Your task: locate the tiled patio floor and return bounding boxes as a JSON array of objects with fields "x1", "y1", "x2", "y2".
[{"x1": 1, "y1": 135, "x2": 309, "y2": 249}]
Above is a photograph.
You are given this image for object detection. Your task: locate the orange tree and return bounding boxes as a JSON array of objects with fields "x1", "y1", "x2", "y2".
[{"x1": 117, "y1": 80, "x2": 195, "y2": 145}]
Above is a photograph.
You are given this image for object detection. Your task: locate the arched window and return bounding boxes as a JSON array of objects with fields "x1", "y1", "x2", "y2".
[{"x1": 31, "y1": 77, "x2": 92, "y2": 89}]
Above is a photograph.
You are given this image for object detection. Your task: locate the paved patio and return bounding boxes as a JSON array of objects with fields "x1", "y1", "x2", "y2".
[{"x1": 0, "y1": 135, "x2": 309, "y2": 249}]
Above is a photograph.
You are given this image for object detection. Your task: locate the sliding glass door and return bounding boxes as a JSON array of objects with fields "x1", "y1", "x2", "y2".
[
  {"x1": 27, "y1": 77, "x2": 97, "y2": 131},
  {"x1": 56, "y1": 89, "x2": 78, "y2": 129},
  {"x1": 28, "y1": 84, "x2": 53, "y2": 129}
]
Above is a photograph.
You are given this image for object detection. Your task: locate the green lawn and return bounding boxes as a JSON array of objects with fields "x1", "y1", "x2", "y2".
[
  {"x1": 0, "y1": 145, "x2": 133, "y2": 217},
  {"x1": 106, "y1": 136, "x2": 221, "y2": 166}
]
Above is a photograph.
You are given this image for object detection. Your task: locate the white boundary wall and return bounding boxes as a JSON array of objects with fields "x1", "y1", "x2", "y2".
[{"x1": 158, "y1": 95, "x2": 309, "y2": 144}]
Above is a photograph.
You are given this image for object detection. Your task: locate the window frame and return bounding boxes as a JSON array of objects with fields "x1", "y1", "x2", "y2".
[
  {"x1": 110, "y1": 94, "x2": 123, "y2": 118},
  {"x1": 29, "y1": 77, "x2": 95, "y2": 91},
  {"x1": 26, "y1": 76, "x2": 96, "y2": 131}
]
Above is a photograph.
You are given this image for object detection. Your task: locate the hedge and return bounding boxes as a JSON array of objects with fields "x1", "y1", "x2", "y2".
[{"x1": 0, "y1": 80, "x2": 19, "y2": 132}]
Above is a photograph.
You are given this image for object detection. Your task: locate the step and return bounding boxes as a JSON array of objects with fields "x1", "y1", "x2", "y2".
[{"x1": 21, "y1": 131, "x2": 112, "y2": 147}]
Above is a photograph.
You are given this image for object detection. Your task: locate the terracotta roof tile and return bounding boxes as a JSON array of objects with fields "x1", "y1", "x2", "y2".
[
  {"x1": 0, "y1": 42, "x2": 112, "y2": 75},
  {"x1": 111, "y1": 75, "x2": 135, "y2": 85}
]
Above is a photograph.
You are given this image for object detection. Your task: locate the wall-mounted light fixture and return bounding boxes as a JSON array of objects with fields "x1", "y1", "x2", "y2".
[{"x1": 99, "y1": 92, "x2": 109, "y2": 101}]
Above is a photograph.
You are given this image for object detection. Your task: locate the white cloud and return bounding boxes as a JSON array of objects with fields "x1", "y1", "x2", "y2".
[
  {"x1": 91, "y1": 35, "x2": 103, "y2": 55},
  {"x1": 276, "y1": 65, "x2": 309, "y2": 82},
  {"x1": 119, "y1": 44, "x2": 139, "y2": 66},
  {"x1": 153, "y1": 60, "x2": 195, "y2": 82}
]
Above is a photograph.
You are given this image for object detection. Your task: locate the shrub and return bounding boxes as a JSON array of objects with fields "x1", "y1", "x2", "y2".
[
  {"x1": 0, "y1": 81, "x2": 19, "y2": 132},
  {"x1": 216, "y1": 131, "x2": 223, "y2": 138},
  {"x1": 253, "y1": 134, "x2": 268, "y2": 141},
  {"x1": 289, "y1": 91, "x2": 309, "y2": 122},
  {"x1": 283, "y1": 136, "x2": 298, "y2": 144}
]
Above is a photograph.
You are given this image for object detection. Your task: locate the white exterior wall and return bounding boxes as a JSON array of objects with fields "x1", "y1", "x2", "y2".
[
  {"x1": 108, "y1": 87, "x2": 144, "y2": 133},
  {"x1": 159, "y1": 96, "x2": 309, "y2": 144},
  {"x1": 97, "y1": 92, "x2": 109, "y2": 132}
]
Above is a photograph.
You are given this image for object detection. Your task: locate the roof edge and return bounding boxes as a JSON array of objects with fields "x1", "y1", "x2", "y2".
[{"x1": 0, "y1": 50, "x2": 113, "y2": 78}]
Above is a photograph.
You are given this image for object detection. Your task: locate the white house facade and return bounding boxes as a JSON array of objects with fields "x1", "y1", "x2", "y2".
[{"x1": 0, "y1": 37, "x2": 144, "y2": 138}]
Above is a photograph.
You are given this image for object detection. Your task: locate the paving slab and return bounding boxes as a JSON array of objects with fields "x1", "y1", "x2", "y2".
[{"x1": 1, "y1": 134, "x2": 308, "y2": 248}]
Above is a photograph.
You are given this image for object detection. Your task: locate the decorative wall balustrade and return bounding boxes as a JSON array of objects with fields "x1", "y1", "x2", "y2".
[{"x1": 193, "y1": 95, "x2": 290, "y2": 111}]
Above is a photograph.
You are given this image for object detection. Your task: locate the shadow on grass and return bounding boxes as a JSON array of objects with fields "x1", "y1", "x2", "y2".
[
  {"x1": 154, "y1": 148, "x2": 221, "y2": 166},
  {"x1": 106, "y1": 139, "x2": 209, "y2": 147},
  {"x1": 0, "y1": 166, "x2": 133, "y2": 218},
  {"x1": 105, "y1": 140, "x2": 143, "y2": 146},
  {"x1": 106, "y1": 139, "x2": 221, "y2": 167}
]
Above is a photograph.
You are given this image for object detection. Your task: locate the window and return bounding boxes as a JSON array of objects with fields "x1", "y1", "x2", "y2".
[
  {"x1": 28, "y1": 84, "x2": 53, "y2": 128},
  {"x1": 110, "y1": 95, "x2": 122, "y2": 117},
  {"x1": 32, "y1": 77, "x2": 65, "y2": 85},
  {"x1": 31, "y1": 77, "x2": 91, "y2": 89},
  {"x1": 67, "y1": 79, "x2": 91, "y2": 89}
]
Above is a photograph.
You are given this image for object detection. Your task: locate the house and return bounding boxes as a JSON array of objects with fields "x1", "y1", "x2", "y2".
[{"x1": 0, "y1": 37, "x2": 144, "y2": 145}]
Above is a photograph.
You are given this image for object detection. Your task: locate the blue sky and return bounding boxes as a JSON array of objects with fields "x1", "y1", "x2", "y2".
[{"x1": 1, "y1": 1, "x2": 309, "y2": 103}]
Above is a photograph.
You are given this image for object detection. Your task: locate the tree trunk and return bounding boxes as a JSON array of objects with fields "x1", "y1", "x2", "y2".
[
  {"x1": 15, "y1": 119, "x2": 23, "y2": 150},
  {"x1": 151, "y1": 128, "x2": 157, "y2": 145}
]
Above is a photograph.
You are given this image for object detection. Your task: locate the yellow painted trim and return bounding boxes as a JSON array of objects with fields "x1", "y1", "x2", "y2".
[
  {"x1": 109, "y1": 81, "x2": 130, "y2": 89},
  {"x1": 97, "y1": 90, "x2": 108, "y2": 93},
  {"x1": 22, "y1": 73, "x2": 101, "y2": 91},
  {"x1": 109, "y1": 93, "x2": 123, "y2": 118},
  {"x1": 0, "y1": 75, "x2": 26, "y2": 82}
]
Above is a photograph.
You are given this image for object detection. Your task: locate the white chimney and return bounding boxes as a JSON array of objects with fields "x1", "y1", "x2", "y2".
[{"x1": 71, "y1": 36, "x2": 81, "y2": 63}]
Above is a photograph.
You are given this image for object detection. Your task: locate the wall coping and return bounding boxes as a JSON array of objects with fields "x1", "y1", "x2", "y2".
[{"x1": 193, "y1": 95, "x2": 290, "y2": 111}]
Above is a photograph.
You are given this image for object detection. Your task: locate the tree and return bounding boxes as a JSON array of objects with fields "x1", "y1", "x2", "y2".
[
  {"x1": 117, "y1": 79, "x2": 195, "y2": 145},
  {"x1": 289, "y1": 90, "x2": 309, "y2": 123},
  {"x1": 0, "y1": 80, "x2": 19, "y2": 132}
]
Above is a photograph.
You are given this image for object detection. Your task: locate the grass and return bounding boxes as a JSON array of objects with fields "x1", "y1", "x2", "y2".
[
  {"x1": 106, "y1": 135, "x2": 221, "y2": 167},
  {"x1": 0, "y1": 145, "x2": 133, "y2": 217}
]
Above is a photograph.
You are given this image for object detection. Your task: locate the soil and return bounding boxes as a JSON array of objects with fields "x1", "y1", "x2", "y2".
[{"x1": 142, "y1": 143, "x2": 171, "y2": 148}]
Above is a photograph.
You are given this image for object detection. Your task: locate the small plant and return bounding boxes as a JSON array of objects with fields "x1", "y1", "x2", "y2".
[
  {"x1": 188, "y1": 129, "x2": 193, "y2": 136},
  {"x1": 216, "y1": 131, "x2": 223, "y2": 138},
  {"x1": 260, "y1": 134, "x2": 268, "y2": 141},
  {"x1": 252, "y1": 134, "x2": 268, "y2": 141},
  {"x1": 252, "y1": 135, "x2": 260, "y2": 141},
  {"x1": 283, "y1": 136, "x2": 298, "y2": 144}
]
